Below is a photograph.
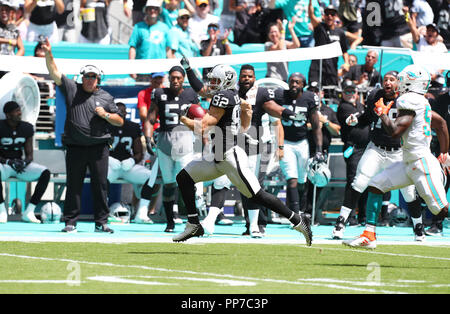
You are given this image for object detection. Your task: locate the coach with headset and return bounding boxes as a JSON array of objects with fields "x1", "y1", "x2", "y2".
[{"x1": 42, "y1": 38, "x2": 124, "y2": 234}]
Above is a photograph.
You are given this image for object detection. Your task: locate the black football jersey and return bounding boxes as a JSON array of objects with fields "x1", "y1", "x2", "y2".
[
  {"x1": 359, "y1": 88, "x2": 401, "y2": 148},
  {"x1": 238, "y1": 86, "x2": 278, "y2": 154},
  {"x1": 109, "y1": 120, "x2": 142, "y2": 161},
  {"x1": 0, "y1": 120, "x2": 34, "y2": 159},
  {"x1": 152, "y1": 87, "x2": 199, "y2": 132},
  {"x1": 278, "y1": 90, "x2": 320, "y2": 142},
  {"x1": 210, "y1": 89, "x2": 241, "y2": 156},
  {"x1": 239, "y1": 87, "x2": 276, "y2": 128}
]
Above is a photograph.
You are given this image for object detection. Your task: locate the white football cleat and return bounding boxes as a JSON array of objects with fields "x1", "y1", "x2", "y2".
[
  {"x1": 343, "y1": 231, "x2": 376, "y2": 249},
  {"x1": 22, "y1": 211, "x2": 41, "y2": 224},
  {"x1": 134, "y1": 216, "x2": 154, "y2": 224},
  {"x1": 250, "y1": 230, "x2": 263, "y2": 238}
]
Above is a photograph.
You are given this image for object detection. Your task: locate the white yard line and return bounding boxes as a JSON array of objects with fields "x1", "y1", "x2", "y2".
[{"x1": 0, "y1": 252, "x2": 443, "y2": 294}]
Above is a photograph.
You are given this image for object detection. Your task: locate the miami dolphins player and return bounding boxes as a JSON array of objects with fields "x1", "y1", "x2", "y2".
[
  {"x1": 332, "y1": 71, "x2": 422, "y2": 241},
  {"x1": 344, "y1": 65, "x2": 450, "y2": 249}
]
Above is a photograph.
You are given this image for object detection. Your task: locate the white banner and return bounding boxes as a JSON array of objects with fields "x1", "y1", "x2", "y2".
[
  {"x1": 0, "y1": 42, "x2": 343, "y2": 75},
  {"x1": 411, "y1": 51, "x2": 450, "y2": 71}
]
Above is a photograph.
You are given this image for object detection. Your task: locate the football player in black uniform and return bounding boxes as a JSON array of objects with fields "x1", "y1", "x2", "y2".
[
  {"x1": 171, "y1": 57, "x2": 312, "y2": 245},
  {"x1": 236, "y1": 64, "x2": 290, "y2": 238},
  {"x1": 108, "y1": 103, "x2": 158, "y2": 224},
  {"x1": 0, "y1": 101, "x2": 50, "y2": 223},
  {"x1": 278, "y1": 72, "x2": 325, "y2": 217},
  {"x1": 144, "y1": 65, "x2": 203, "y2": 232},
  {"x1": 332, "y1": 72, "x2": 422, "y2": 241}
]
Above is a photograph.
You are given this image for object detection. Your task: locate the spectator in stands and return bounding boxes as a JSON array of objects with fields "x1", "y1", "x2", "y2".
[
  {"x1": 161, "y1": 0, "x2": 195, "y2": 28},
  {"x1": 407, "y1": 17, "x2": 447, "y2": 54},
  {"x1": 338, "y1": 53, "x2": 357, "y2": 80},
  {"x1": 338, "y1": 0, "x2": 364, "y2": 49},
  {"x1": 269, "y1": 0, "x2": 321, "y2": 48},
  {"x1": 381, "y1": 0, "x2": 410, "y2": 47},
  {"x1": 410, "y1": 0, "x2": 434, "y2": 28},
  {"x1": 200, "y1": 22, "x2": 232, "y2": 80},
  {"x1": 11, "y1": 1, "x2": 28, "y2": 40},
  {"x1": 230, "y1": 0, "x2": 264, "y2": 46},
  {"x1": 42, "y1": 38, "x2": 124, "y2": 233},
  {"x1": 138, "y1": 72, "x2": 165, "y2": 128},
  {"x1": 336, "y1": 79, "x2": 370, "y2": 225},
  {"x1": 435, "y1": 0, "x2": 449, "y2": 49},
  {"x1": 344, "y1": 49, "x2": 381, "y2": 89},
  {"x1": 123, "y1": 0, "x2": 146, "y2": 25},
  {"x1": 308, "y1": 2, "x2": 350, "y2": 98},
  {"x1": 24, "y1": 0, "x2": 64, "y2": 42},
  {"x1": 128, "y1": 0, "x2": 171, "y2": 81},
  {"x1": 30, "y1": 40, "x2": 52, "y2": 81},
  {"x1": 188, "y1": 0, "x2": 219, "y2": 47},
  {"x1": 56, "y1": 0, "x2": 76, "y2": 42},
  {"x1": 0, "y1": 101, "x2": 51, "y2": 224},
  {"x1": 0, "y1": 0, "x2": 24, "y2": 56},
  {"x1": 167, "y1": 9, "x2": 199, "y2": 58},
  {"x1": 406, "y1": 14, "x2": 447, "y2": 82},
  {"x1": 79, "y1": 0, "x2": 110, "y2": 44},
  {"x1": 264, "y1": 18, "x2": 300, "y2": 82}
]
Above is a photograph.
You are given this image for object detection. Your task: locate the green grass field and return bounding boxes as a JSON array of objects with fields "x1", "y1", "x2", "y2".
[{"x1": 1, "y1": 241, "x2": 449, "y2": 294}]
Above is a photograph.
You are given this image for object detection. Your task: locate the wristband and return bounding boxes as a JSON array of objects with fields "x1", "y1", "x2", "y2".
[
  {"x1": 324, "y1": 121, "x2": 329, "y2": 127},
  {"x1": 278, "y1": 145, "x2": 284, "y2": 150},
  {"x1": 105, "y1": 113, "x2": 111, "y2": 120}
]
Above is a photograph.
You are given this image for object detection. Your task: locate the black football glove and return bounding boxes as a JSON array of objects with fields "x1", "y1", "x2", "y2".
[
  {"x1": 179, "y1": 104, "x2": 191, "y2": 118},
  {"x1": 180, "y1": 53, "x2": 191, "y2": 71},
  {"x1": 145, "y1": 136, "x2": 156, "y2": 156},
  {"x1": 7, "y1": 159, "x2": 29, "y2": 174}
]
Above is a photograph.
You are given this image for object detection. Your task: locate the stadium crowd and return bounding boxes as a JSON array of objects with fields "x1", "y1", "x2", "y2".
[{"x1": 0, "y1": 0, "x2": 448, "y2": 241}]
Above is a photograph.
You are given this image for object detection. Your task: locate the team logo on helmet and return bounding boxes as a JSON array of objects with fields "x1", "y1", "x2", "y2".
[{"x1": 307, "y1": 158, "x2": 331, "y2": 187}]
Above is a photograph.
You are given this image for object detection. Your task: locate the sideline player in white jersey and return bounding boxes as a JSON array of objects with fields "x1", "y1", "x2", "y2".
[
  {"x1": 171, "y1": 57, "x2": 312, "y2": 244},
  {"x1": 344, "y1": 65, "x2": 450, "y2": 249},
  {"x1": 332, "y1": 71, "x2": 422, "y2": 241},
  {"x1": 107, "y1": 103, "x2": 158, "y2": 224}
]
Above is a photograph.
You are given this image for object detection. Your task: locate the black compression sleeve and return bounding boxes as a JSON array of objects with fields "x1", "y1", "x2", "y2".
[{"x1": 186, "y1": 68, "x2": 204, "y2": 93}]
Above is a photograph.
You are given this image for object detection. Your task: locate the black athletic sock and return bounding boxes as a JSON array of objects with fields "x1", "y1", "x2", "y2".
[
  {"x1": 251, "y1": 189, "x2": 300, "y2": 225},
  {"x1": 407, "y1": 198, "x2": 422, "y2": 219},
  {"x1": 176, "y1": 169, "x2": 199, "y2": 224},
  {"x1": 286, "y1": 185, "x2": 300, "y2": 214},
  {"x1": 343, "y1": 186, "x2": 362, "y2": 210},
  {"x1": 210, "y1": 187, "x2": 227, "y2": 208},
  {"x1": 30, "y1": 170, "x2": 50, "y2": 205},
  {"x1": 140, "y1": 179, "x2": 154, "y2": 201}
]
